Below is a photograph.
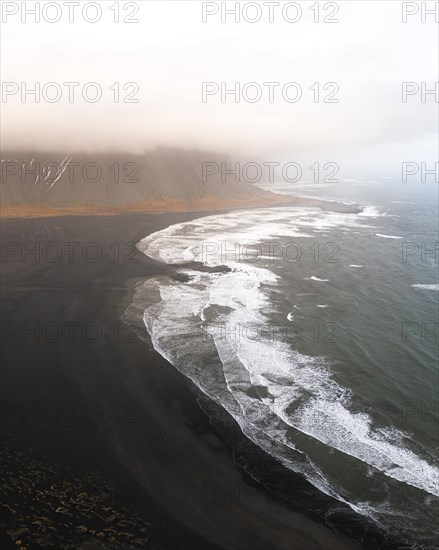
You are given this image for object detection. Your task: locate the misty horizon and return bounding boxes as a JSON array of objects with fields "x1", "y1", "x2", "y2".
[{"x1": 1, "y1": 1, "x2": 438, "y2": 179}]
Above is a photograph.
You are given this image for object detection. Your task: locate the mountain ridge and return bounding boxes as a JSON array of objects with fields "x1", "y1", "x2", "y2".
[{"x1": 1, "y1": 147, "x2": 287, "y2": 209}]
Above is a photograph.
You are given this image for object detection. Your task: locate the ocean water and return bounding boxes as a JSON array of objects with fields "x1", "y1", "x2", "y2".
[{"x1": 127, "y1": 180, "x2": 438, "y2": 548}]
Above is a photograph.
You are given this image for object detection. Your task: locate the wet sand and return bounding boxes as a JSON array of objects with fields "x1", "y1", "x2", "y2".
[{"x1": 1, "y1": 211, "x2": 362, "y2": 549}]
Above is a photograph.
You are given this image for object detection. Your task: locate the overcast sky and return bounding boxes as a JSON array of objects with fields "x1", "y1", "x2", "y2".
[{"x1": 1, "y1": 1, "x2": 438, "y2": 176}]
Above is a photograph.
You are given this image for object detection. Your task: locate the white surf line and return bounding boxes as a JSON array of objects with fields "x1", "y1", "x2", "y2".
[
  {"x1": 375, "y1": 233, "x2": 402, "y2": 239},
  {"x1": 136, "y1": 205, "x2": 439, "y2": 543},
  {"x1": 411, "y1": 284, "x2": 439, "y2": 291}
]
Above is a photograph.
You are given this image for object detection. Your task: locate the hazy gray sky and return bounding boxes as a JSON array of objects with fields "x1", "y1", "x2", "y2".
[{"x1": 1, "y1": 1, "x2": 438, "y2": 175}]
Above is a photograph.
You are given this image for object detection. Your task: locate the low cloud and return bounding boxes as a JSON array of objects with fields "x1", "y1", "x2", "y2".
[{"x1": 1, "y1": 0, "x2": 437, "y2": 175}]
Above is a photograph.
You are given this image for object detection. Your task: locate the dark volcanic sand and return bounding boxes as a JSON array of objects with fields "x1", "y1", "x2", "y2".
[{"x1": 1, "y1": 211, "x2": 362, "y2": 550}]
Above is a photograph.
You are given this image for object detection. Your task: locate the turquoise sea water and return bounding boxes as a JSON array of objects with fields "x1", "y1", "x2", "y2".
[{"x1": 132, "y1": 179, "x2": 438, "y2": 547}]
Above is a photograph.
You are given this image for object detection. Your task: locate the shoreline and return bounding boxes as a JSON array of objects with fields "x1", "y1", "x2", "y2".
[
  {"x1": 0, "y1": 197, "x2": 290, "y2": 219},
  {"x1": 1, "y1": 209, "x2": 373, "y2": 549},
  {"x1": 0, "y1": 194, "x2": 363, "y2": 220}
]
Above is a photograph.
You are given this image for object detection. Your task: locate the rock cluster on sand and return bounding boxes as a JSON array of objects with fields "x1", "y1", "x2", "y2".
[{"x1": 0, "y1": 435, "x2": 159, "y2": 549}]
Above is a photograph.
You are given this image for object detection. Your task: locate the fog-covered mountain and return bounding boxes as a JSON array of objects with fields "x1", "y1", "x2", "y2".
[{"x1": 1, "y1": 148, "x2": 286, "y2": 212}]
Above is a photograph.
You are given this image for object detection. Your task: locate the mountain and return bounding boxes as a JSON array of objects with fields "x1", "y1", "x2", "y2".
[{"x1": 0, "y1": 147, "x2": 290, "y2": 217}]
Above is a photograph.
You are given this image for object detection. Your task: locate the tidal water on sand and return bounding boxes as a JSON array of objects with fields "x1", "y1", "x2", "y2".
[{"x1": 126, "y1": 180, "x2": 438, "y2": 548}]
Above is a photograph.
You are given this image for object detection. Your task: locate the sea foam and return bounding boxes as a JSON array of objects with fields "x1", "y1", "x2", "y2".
[{"x1": 134, "y1": 206, "x2": 439, "y2": 534}]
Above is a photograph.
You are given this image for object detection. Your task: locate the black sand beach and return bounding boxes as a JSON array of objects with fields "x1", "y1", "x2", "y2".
[{"x1": 1, "y1": 211, "x2": 364, "y2": 550}]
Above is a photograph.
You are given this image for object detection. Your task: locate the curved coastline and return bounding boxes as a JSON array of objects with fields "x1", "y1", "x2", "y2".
[
  {"x1": 121, "y1": 200, "x2": 419, "y2": 550},
  {"x1": 1, "y1": 207, "x2": 365, "y2": 550}
]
